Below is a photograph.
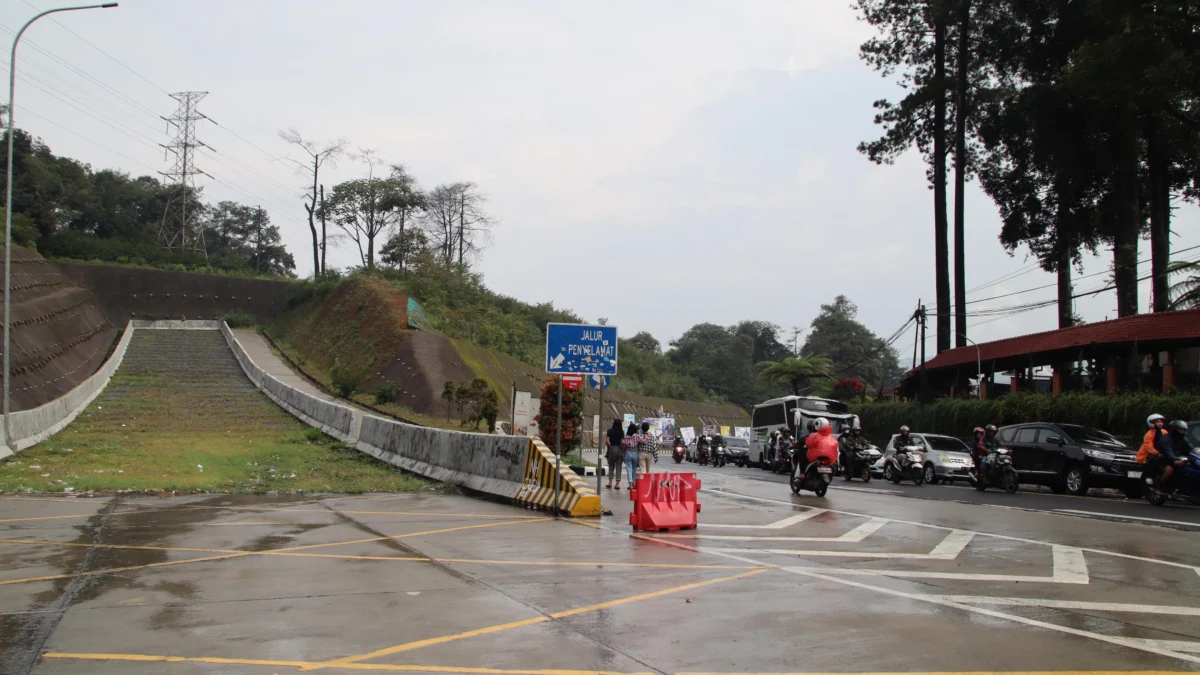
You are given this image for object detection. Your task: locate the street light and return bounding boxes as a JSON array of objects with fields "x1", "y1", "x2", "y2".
[
  {"x1": 960, "y1": 334, "x2": 982, "y2": 399},
  {"x1": 4, "y1": 3, "x2": 117, "y2": 449}
]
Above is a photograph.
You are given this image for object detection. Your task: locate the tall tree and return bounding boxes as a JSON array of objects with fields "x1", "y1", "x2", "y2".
[
  {"x1": 422, "y1": 182, "x2": 495, "y2": 266},
  {"x1": 801, "y1": 296, "x2": 905, "y2": 388},
  {"x1": 279, "y1": 128, "x2": 347, "y2": 276},
  {"x1": 932, "y1": 3, "x2": 951, "y2": 352},
  {"x1": 755, "y1": 356, "x2": 833, "y2": 396},
  {"x1": 952, "y1": 0, "x2": 970, "y2": 347}
]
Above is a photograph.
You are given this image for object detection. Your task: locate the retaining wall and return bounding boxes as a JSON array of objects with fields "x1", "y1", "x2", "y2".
[
  {"x1": 221, "y1": 322, "x2": 598, "y2": 515},
  {"x1": 1, "y1": 320, "x2": 135, "y2": 458}
]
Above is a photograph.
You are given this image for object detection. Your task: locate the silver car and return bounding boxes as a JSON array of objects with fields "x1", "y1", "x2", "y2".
[{"x1": 879, "y1": 433, "x2": 976, "y2": 485}]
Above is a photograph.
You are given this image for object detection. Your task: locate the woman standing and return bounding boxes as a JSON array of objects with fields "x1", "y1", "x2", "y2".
[
  {"x1": 637, "y1": 421, "x2": 658, "y2": 477},
  {"x1": 605, "y1": 419, "x2": 625, "y2": 489}
]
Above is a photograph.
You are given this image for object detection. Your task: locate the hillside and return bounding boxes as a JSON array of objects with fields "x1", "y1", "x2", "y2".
[{"x1": 271, "y1": 274, "x2": 750, "y2": 431}]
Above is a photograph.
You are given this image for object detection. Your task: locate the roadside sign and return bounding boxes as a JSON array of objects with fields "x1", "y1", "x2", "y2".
[
  {"x1": 545, "y1": 323, "x2": 618, "y2": 374},
  {"x1": 562, "y1": 374, "x2": 583, "y2": 390},
  {"x1": 588, "y1": 374, "x2": 609, "y2": 390}
]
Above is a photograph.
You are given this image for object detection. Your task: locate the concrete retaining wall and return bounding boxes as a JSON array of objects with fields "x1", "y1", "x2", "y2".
[
  {"x1": 220, "y1": 324, "x2": 359, "y2": 443},
  {"x1": 1, "y1": 320, "x2": 135, "y2": 458}
]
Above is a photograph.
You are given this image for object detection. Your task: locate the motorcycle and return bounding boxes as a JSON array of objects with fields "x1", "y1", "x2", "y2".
[
  {"x1": 1142, "y1": 450, "x2": 1200, "y2": 506},
  {"x1": 713, "y1": 443, "x2": 727, "y2": 468},
  {"x1": 672, "y1": 442, "x2": 686, "y2": 464},
  {"x1": 791, "y1": 456, "x2": 836, "y2": 497},
  {"x1": 973, "y1": 448, "x2": 1018, "y2": 493},
  {"x1": 697, "y1": 445, "x2": 711, "y2": 466},
  {"x1": 774, "y1": 443, "x2": 795, "y2": 476},
  {"x1": 842, "y1": 444, "x2": 881, "y2": 482},
  {"x1": 883, "y1": 445, "x2": 925, "y2": 485}
]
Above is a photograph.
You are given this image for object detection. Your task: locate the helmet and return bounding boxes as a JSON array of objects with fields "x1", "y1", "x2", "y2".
[
  {"x1": 814, "y1": 417, "x2": 829, "y2": 429},
  {"x1": 899, "y1": 425, "x2": 910, "y2": 433},
  {"x1": 1147, "y1": 413, "x2": 1165, "y2": 428},
  {"x1": 985, "y1": 424, "x2": 997, "y2": 433},
  {"x1": 1170, "y1": 420, "x2": 1188, "y2": 433},
  {"x1": 974, "y1": 426, "x2": 985, "y2": 434}
]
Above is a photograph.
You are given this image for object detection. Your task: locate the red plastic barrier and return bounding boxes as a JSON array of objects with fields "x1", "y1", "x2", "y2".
[{"x1": 630, "y1": 472, "x2": 701, "y2": 532}]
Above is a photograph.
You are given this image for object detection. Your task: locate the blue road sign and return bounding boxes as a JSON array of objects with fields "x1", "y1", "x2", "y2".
[
  {"x1": 588, "y1": 374, "x2": 609, "y2": 390},
  {"x1": 545, "y1": 323, "x2": 618, "y2": 375}
]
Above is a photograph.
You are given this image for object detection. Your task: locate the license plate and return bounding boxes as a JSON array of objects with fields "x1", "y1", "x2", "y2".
[
  {"x1": 817, "y1": 466, "x2": 833, "y2": 474},
  {"x1": 1127, "y1": 471, "x2": 1142, "y2": 479}
]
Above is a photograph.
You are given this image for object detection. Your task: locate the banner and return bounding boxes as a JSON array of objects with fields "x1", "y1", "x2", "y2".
[
  {"x1": 623, "y1": 413, "x2": 637, "y2": 431},
  {"x1": 720, "y1": 426, "x2": 731, "y2": 437},
  {"x1": 702, "y1": 424, "x2": 718, "y2": 436},
  {"x1": 513, "y1": 391, "x2": 535, "y2": 436},
  {"x1": 680, "y1": 427, "x2": 696, "y2": 444},
  {"x1": 642, "y1": 417, "x2": 660, "y2": 439},
  {"x1": 734, "y1": 426, "x2": 751, "y2": 440},
  {"x1": 658, "y1": 417, "x2": 677, "y2": 441}
]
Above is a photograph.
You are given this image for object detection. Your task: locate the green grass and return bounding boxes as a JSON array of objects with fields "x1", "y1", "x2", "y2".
[{"x1": 0, "y1": 375, "x2": 436, "y2": 496}]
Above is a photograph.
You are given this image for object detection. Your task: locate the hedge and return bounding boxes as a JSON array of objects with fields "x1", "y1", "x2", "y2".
[{"x1": 850, "y1": 392, "x2": 1200, "y2": 445}]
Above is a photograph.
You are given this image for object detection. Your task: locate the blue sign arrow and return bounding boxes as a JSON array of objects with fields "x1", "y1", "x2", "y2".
[
  {"x1": 545, "y1": 323, "x2": 618, "y2": 375},
  {"x1": 588, "y1": 374, "x2": 609, "y2": 390}
]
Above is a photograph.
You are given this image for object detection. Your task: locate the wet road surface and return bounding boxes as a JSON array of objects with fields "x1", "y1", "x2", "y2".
[{"x1": 1, "y1": 474, "x2": 1198, "y2": 675}]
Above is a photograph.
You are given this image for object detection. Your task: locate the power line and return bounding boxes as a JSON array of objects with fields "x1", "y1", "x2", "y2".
[{"x1": 14, "y1": 106, "x2": 159, "y2": 173}]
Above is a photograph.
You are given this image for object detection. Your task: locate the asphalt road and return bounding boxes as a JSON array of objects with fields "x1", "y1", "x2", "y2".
[{"x1": 652, "y1": 455, "x2": 1200, "y2": 530}]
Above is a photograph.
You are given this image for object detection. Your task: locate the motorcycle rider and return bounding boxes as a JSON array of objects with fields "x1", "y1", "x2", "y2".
[
  {"x1": 891, "y1": 425, "x2": 916, "y2": 469},
  {"x1": 839, "y1": 426, "x2": 868, "y2": 472},
  {"x1": 1137, "y1": 414, "x2": 1167, "y2": 466},
  {"x1": 696, "y1": 433, "x2": 710, "y2": 462},
  {"x1": 1153, "y1": 420, "x2": 1194, "y2": 490},
  {"x1": 970, "y1": 427, "x2": 988, "y2": 478},
  {"x1": 806, "y1": 417, "x2": 840, "y2": 465},
  {"x1": 777, "y1": 429, "x2": 794, "y2": 471}
]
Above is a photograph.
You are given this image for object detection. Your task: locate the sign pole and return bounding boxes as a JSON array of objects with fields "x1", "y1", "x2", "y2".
[
  {"x1": 554, "y1": 374, "x2": 563, "y2": 517},
  {"x1": 596, "y1": 380, "x2": 605, "y2": 495},
  {"x1": 509, "y1": 383, "x2": 516, "y2": 434}
]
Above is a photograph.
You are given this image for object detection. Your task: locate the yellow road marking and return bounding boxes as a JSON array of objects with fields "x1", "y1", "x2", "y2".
[
  {"x1": 0, "y1": 513, "x2": 112, "y2": 524},
  {"x1": 0, "y1": 497, "x2": 114, "y2": 505},
  {"x1": 42, "y1": 651, "x2": 655, "y2": 674},
  {"x1": 0, "y1": 552, "x2": 252, "y2": 586},
  {"x1": 307, "y1": 568, "x2": 766, "y2": 671}
]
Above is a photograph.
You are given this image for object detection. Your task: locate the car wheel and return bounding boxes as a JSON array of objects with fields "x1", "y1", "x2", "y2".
[
  {"x1": 1063, "y1": 465, "x2": 1089, "y2": 496},
  {"x1": 923, "y1": 464, "x2": 937, "y2": 485}
]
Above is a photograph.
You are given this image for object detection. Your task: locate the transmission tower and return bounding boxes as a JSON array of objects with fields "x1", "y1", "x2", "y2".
[{"x1": 158, "y1": 91, "x2": 209, "y2": 255}]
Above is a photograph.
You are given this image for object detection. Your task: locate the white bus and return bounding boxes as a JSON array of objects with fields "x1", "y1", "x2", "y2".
[{"x1": 749, "y1": 395, "x2": 859, "y2": 468}]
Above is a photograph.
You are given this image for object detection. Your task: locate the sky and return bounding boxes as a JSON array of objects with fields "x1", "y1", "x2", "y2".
[{"x1": 4, "y1": 0, "x2": 1198, "y2": 364}]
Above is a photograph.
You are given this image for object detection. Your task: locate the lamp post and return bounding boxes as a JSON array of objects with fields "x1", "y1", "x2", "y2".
[
  {"x1": 4, "y1": 3, "x2": 117, "y2": 449},
  {"x1": 961, "y1": 334, "x2": 982, "y2": 399}
]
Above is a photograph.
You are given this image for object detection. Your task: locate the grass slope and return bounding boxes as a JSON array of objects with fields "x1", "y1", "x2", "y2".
[{"x1": 0, "y1": 330, "x2": 432, "y2": 495}]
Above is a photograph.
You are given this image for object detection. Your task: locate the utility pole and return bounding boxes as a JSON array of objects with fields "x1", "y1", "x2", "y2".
[
  {"x1": 158, "y1": 91, "x2": 209, "y2": 256},
  {"x1": 919, "y1": 304, "x2": 929, "y2": 404},
  {"x1": 319, "y1": 184, "x2": 327, "y2": 275}
]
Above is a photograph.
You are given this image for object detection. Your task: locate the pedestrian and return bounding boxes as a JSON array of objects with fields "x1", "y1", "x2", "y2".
[
  {"x1": 622, "y1": 424, "x2": 640, "y2": 490},
  {"x1": 637, "y1": 422, "x2": 658, "y2": 477},
  {"x1": 605, "y1": 419, "x2": 625, "y2": 489}
]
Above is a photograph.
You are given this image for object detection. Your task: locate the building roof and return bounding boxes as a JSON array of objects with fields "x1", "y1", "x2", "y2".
[{"x1": 916, "y1": 309, "x2": 1200, "y2": 374}]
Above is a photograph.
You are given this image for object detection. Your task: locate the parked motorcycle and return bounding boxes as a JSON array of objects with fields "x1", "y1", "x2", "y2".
[
  {"x1": 883, "y1": 445, "x2": 925, "y2": 485},
  {"x1": 973, "y1": 448, "x2": 1018, "y2": 493},
  {"x1": 791, "y1": 456, "x2": 836, "y2": 497},
  {"x1": 672, "y1": 442, "x2": 686, "y2": 464},
  {"x1": 1143, "y1": 450, "x2": 1200, "y2": 506},
  {"x1": 842, "y1": 445, "x2": 882, "y2": 482}
]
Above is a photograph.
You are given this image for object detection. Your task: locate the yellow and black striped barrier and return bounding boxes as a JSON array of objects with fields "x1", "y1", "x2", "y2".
[{"x1": 515, "y1": 437, "x2": 602, "y2": 516}]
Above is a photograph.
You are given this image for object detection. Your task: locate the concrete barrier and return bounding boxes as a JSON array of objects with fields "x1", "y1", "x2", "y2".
[
  {"x1": 1, "y1": 320, "x2": 135, "y2": 458},
  {"x1": 221, "y1": 322, "x2": 599, "y2": 514},
  {"x1": 220, "y1": 324, "x2": 359, "y2": 443}
]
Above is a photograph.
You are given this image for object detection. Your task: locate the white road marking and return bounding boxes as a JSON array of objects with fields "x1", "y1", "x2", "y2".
[
  {"x1": 776, "y1": 566, "x2": 1200, "y2": 666},
  {"x1": 1055, "y1": 509, "x2": 1200, "y2": 528},
  {"x1": 931, "y1": 595, "x2": 1200, "y2": 616},
  {"x1": 653, "y1": 517, "x2": 888, "y2": 542},
  {"x1": 1130, "y1": 639, "x2": 1200, "y2": 653},
  {"x1": 699, "y1": 509, "x2": 828, "y2": 529},
  {"x1": 830, "y1": 485, "x2": 903, "y2": 495},
  {"x1": 798, "y1": 545, "x2": 1088, "y2": 584},
  {"x1": 703, "y1": 486, "x2": 1200, "y2": 575},
  {"x1": 702, "y1": 529, "x2": 975, "y2": 560}
]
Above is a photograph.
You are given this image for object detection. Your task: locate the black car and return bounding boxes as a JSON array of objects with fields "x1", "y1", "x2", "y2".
[
  {"x1": 723, "y1": 437, "x2": 750, "y2": 467},
  {"x1": 997, "y1": 423, "x2": 1141, "y2": 497}
]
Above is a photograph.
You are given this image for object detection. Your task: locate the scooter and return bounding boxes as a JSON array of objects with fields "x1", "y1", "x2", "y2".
[
  {"x1": 1143, "y1": 450, "x2": 1200, "y2": 506},
  {"x1": 713, "y1": 443, "x2": 727, "y2": 468},
  {"x1": 791, "y1": 456, "x2": 836, "y2": 497},
  {"x1": 973, "y1": 448, "x2": 1018, "y2": 493},
  {"x1": 884, "y1": 445, "x2": 925, "y2": 485},
  {"x1": 842, "y1": 445, "x2": 882, "y2": 482},
  {"x1": 774, "y1": 444, "x2": 795, "y2": 476},
  {"x1": 672, "y1": 442, "x2": 686, "y2": 464}
]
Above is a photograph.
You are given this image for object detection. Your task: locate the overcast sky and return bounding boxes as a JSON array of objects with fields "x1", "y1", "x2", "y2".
[{"x1": 5, "y1": 0, "x2": 1197, "y2": 361}]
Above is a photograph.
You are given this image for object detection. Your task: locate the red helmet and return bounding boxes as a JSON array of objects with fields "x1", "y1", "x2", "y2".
[{"x1": 974, "y1": 427, "x2": 985, "y2": 434}]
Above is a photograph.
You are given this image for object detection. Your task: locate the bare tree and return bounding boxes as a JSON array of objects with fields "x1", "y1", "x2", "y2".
[
  {"x1": 279, "y1": 128, "x2": 347, "y2": 276},
  {"x1": 421, "y1": 182, "x2": 495, "y2": 266},
  {"x1": 320, "y1": 154, "x2": 423, "y2": 269}
]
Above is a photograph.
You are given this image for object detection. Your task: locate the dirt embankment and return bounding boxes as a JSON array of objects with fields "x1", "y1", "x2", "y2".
[
  {"x1": 1, "y1": 247, "x2": 117, "y2": 411},
  {"x1": 274, "y1": 275, "x2": 749, "y2": 428}
]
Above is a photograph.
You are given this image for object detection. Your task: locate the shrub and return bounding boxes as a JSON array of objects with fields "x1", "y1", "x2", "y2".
[
  {"x1": 329, "y1": 359, "x2": 359, "y2": 397},
  {"x1": 373, "y1": 382, "x2": 398, "y2": 405},
  {"x1": 537, "y1": 376, "x2": 582, "y2": 452},
  {"x1": 223, "y1": 313, "x2": 255, "y2": 328}
]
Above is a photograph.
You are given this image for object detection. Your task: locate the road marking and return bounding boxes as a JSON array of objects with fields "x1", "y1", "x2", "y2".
[
  {"x1": 777, "y1": 566, "x2": 1200, "y2": 665},
  {"x1": 304, "y1": 568, "x2": 766, "y2": 671},
  {"x1": 701, "y1": 529, "x2": 974, "y2": 560},
  {"x1": 0, "y1": 552, "x2": 253, "y2": 586},
  {"x1": 779, "y1": 543, "x2": 1087, "y2": 583},
  {"x1": 830, "y1": 485, "x2": 902, "y2": 494},
  {"x1": 652, "y1": 517, "x2": 888, "y2": 543},
  {"x1": 699, "y1": 509, "x2": 827, "y2": 529},
  {"x1": 1055, "y1": 509, "x2": 1200, "y2": 528},
  {"x1": 704, "y1": 487, "x2": 1200, "y2": 574},
  {"x1": 0, "y1": 513, "x2": 112, "y2": 524},
  {"x1": 932, "y1": 595, "x2": 1200, "y2": 616}
]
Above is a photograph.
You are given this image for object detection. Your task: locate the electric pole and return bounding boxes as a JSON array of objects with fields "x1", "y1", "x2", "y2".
[{"x1": 158, "y1": 91, "x2": 209, "y2": 256}]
